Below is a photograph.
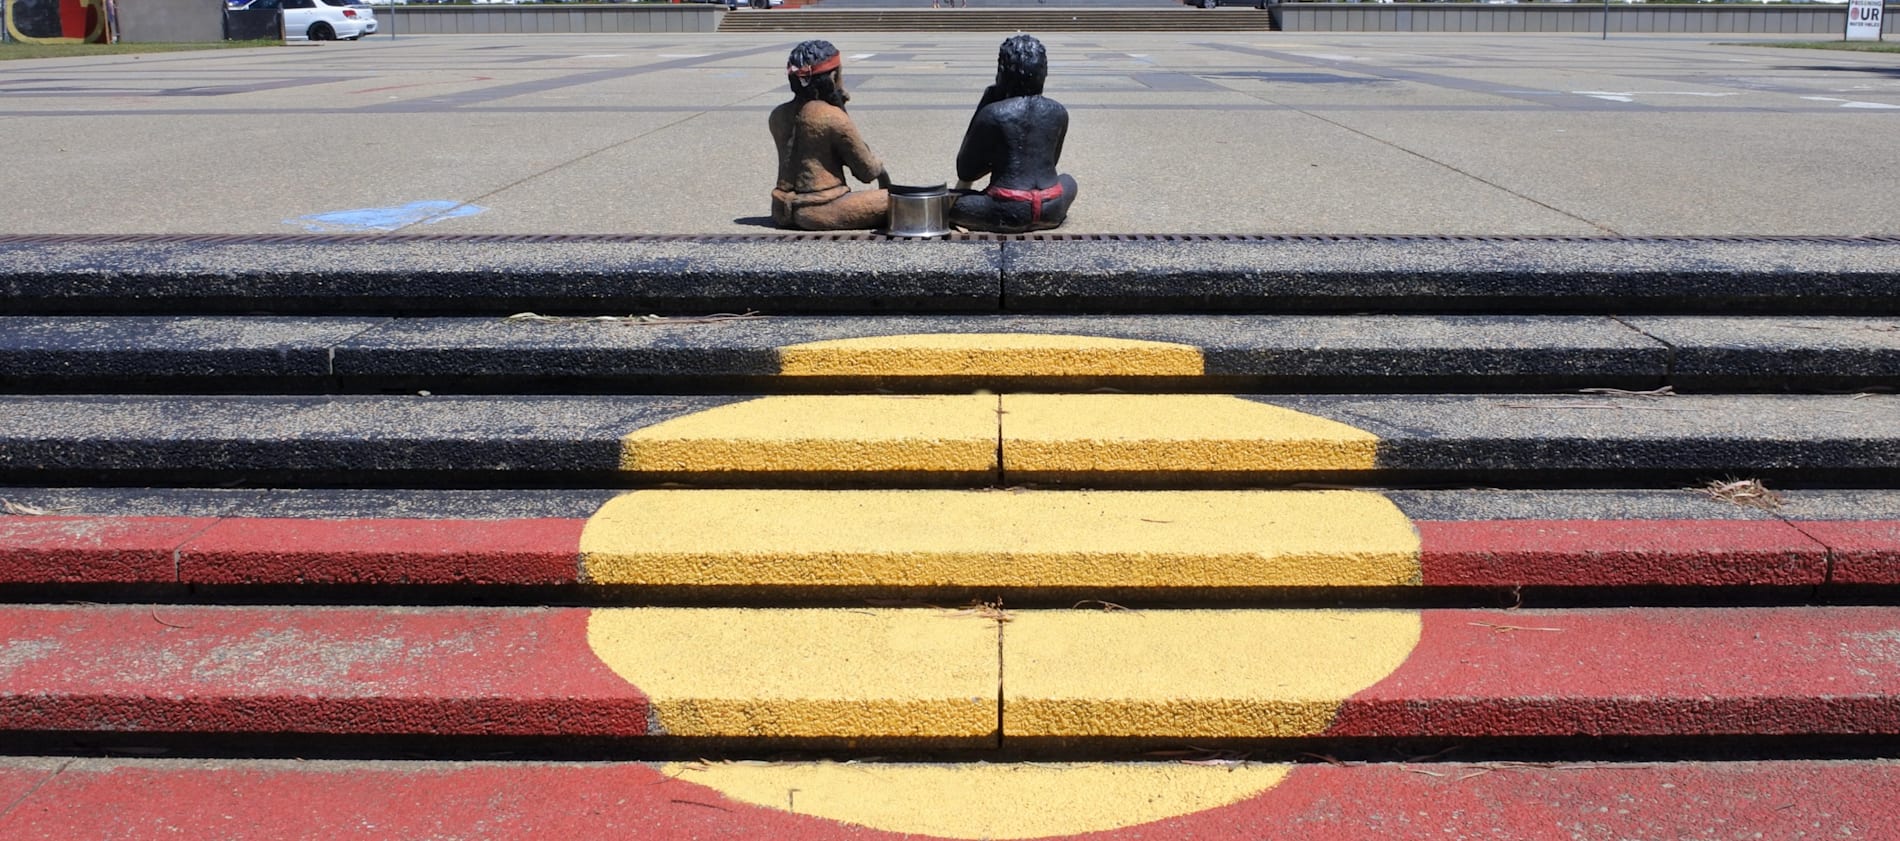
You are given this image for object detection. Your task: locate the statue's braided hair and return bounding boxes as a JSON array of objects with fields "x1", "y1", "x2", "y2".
[
  {"x1": 996, "y1": 34, "x2": 1047, "y2": 98},
  {"x1": 787, "y1": 40, "x2": 848, "y2": 108}
]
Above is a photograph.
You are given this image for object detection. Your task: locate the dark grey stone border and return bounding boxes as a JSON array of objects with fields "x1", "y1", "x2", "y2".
[{"x1": 3, "y1": 235, "x2": 1899, "y2": 316}]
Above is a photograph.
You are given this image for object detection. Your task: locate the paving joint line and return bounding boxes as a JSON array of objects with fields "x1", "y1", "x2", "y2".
[
  {"x1": 0, "y1": 758, "x2": 71, "y2": 827},
  {"x1": 1236, "y1": 92, "x2": 1622, "y2": 236},
  {"x1": 356, "y1": 42, "x2": 785, "y2": 113},
  {"x1": 1608, "y1": 314, "x2": 1680, "y2": 385},
  {"x1": 169, "y1": 517, "x2": 231, "y2": 584},
  {"x1": 1198, "y1": 41, "x2": 1624, "y2": 236},
  {"x1": 1780, "y1": 518, "x2": 1844, "y2": 587}
]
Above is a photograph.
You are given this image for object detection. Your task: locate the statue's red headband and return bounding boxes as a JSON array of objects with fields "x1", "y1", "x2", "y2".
[{"x1": 788, "y1": 54, "x2": 842, "y2": 78}]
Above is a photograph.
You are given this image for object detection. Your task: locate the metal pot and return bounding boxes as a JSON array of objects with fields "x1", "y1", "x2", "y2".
[{"x1": 885, "y1": 183, "x2": 952, "y2": 238}]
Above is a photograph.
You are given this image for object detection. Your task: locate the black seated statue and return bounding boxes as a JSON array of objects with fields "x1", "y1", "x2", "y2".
[{"x1": 950, "y1": 35, "x2": 1079, "y2": 234}]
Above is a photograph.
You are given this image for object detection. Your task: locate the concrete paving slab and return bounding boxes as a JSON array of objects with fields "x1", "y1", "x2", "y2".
[
  {"x1": 0, "y1": 604, "x2": 1892, "y2": 745},
  {"x1": 0, "y1": 393, "x2": 730, "y2": 485},
  {"x1": 579, "y1": 489, "x2": 1421, "y2": 589},
  {"x1": 0, "y1": 239, "x2": 1004, "y2": 315},
  {"x1": 1624, "y1": 315, "x2": 1900, "y2": 389},
  {"x1": 0, "y1": 515, "x2": 214, "y2": 584},
  {"x1": 0, "y1": 604, "x2": 1000, "y2": 745},
  {"x1": 0, "y1": 393, "x2": 1009, "y2": 486},
  {"x1": 1002, "y1": 605, "x2": 1900, "y2": 740},
  {"x1": 3, "y1": 33, "x2": 1897, "y2": 237},
  {"x1": 1000, "y1": 238, "x2": 1900, "y2": 314},
  {"x1": 9, "y1": 491, "x2": 1894, "y2": 590},
  {"x1": 0, "y1": 316, "x2": 386, "y2": 385},
  {"x1": 6, "y1": 392, "x2": 1900, "y2": 486},
  {"x1": 8, "y1": 237, "x2": 1898, "y2": 317},
  {"x1": 17, "y1": 485, "x2": 1895, "y2": 521},
  {"x1": 1416, "y1": 518, "x2": 1826, "y2": 587},
  {"x1": 1003, "y1": 392, "x2": 1900, "y2": 486},
  {"x1": 0, "y1": 486, "x2": 619, "y2": 518},
  {"x1": 1383, "y1": 487, "x2": 1787, "y2": 520},
  {"x1": 2, "y1": 758, "x2": 1896, "y2": 840},
  {"x1": 0, "y1": 604, "x2": 655, "y2": 737},
  {"x1": 1794, "y1": 520, "x2": 1900, "y2": 586},
  {"x1": 0, "y1": 313, "x2": 1676, "y2": 391},
  {"x1": 178, "y1": 517, "x2": 586, "y2": 585}
]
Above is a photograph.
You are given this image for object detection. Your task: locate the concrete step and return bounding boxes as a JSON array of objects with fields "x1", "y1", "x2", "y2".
[
  {"x1": 0, "y1": 603, "x2": 1894, "y2": 750},
  {"x1": 5, "y1": 314, "x2": 1899, "y2": 394},
  {"x1": 717, "y1": 8, "x2": 1276, "y2": 32},
  {"x1": 2, "y1": 758, "x2": 1894, "y2": 839},
  {"x1": 3, "y1": 393, "x2": 1897, "y2": 488},
  {"x1": 4, "y1": 491, "x2": 1896, "y2": 592},
  {"x1": 7, "y1": 235, "x2": 1897, "y2": 316},
  {"x1": 4, "y1": 233, "x2": 1895, "y2": 834}
]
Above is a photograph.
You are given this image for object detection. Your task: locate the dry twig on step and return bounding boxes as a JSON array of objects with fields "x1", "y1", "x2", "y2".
[
  {"x1": 1698, "y1": 477, "x2": 1784, "y2": 511},
  {"x1": 1577, "y1": 386, "x2": 1675, "y2": 397},
  {"x1": 1468, "y1": 621, "x2": 1563, "y2": 633}
]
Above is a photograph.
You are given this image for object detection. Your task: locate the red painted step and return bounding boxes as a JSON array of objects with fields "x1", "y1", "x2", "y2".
[
  {"x1": 0, "y1": 604, "x2": 1894, "y2": 741},
  {"x1": 0, "y1": 758, "x2": 1892, "y2": 839},
  {"x1": 3, "y1": 515, "x2": 1891, "y2": 587}
]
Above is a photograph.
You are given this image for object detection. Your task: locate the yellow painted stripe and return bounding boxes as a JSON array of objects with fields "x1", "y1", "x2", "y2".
[
  {"x1": 1003, "y1": 609, "x2": 1420, "y2": 738},
  {"x1": 585, "y1": 608, "x2": 998, "y2": 741},
  {"x1": 582, "y1": 489, "x2": 1420, "y2": 587},
  {"x1": 1001, "y1": 394, "x2": 1380, "y2": 475},
  {"x1": 777, "y1": 333, "x2": 1205, "y2": 378},
  {"x1": 662, "y1": 761, "x2": 1291, "y2": 839},
  {"x1": 618, "y1": 395, "x2": 999, "y2": 475}
]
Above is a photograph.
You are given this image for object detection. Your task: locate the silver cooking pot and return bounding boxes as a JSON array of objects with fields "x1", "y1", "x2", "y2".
[{"x1": 885, "y1": 183, "x2": 952, "y2": 238}]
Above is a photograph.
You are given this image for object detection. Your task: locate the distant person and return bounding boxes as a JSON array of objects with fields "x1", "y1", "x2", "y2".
[
  {"x1": 949, "y1": 35, "x2": 1078, "y2": 233},
  {"x1": 768, "y1": 40, "x2": 892, "y2": 231}
]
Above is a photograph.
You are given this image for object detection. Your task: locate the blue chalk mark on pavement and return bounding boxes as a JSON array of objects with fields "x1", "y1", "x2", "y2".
[{"x1": 288, "y1": 201, "x2": 485, "y2": 232}]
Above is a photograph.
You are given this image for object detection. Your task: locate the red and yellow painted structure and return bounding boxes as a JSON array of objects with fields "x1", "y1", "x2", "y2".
[
  {"x1": 1, "y1": 507, "x2": 1884, "y2": 589},
  {"x1": 0, "y1": 602, "x2": 1897, "y2": 836},
  {"x1": 0, "y1": 757, "x2": 1890, "y2": 839},
  {"x1": 4, "y1": 332, "x2": 1896, "y2": 838},
  {"x1": 0, "y1": 758, "x2": 1895, "y2": 839}
]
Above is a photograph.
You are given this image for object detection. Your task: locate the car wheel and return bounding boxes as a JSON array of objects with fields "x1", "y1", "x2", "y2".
[
  {"x1": 308, "y1": 22, "x2": 335, "y2": 39},
  {"x1": 1200, "y1": 0, "x2": 1217, "y2": 8}
]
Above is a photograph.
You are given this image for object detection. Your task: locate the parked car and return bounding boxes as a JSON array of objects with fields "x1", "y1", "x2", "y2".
[
  {"x1": 279, "y1": 0, "x2": 377, "y2": 40},
  {"x1": 1183, "y1": 0, "x2": 1271, "y2": 9}
]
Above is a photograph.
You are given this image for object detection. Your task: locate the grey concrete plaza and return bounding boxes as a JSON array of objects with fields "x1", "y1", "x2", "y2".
[{"x1": 1, "y1": 31, "x2": 1896, "y2": 235}]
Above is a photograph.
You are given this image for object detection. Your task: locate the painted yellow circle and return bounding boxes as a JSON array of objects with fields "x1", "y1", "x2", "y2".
[
  {"x1": 661, "y1": 761, "x2": 1293, "y2": 840},
  {"x1": 581, "y1": 489, "x2": 1421, "y2": 588},
  {"x1": 583, "y1": 333, "x2": 1416, "y2": 839},
  {"x1": 777, "y1": 333, "x2": 1205, "y2": 377}
]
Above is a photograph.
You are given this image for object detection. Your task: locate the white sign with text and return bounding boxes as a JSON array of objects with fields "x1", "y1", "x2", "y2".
[{"x1": 1847, "y1": 0, "x2": 1883, "y2": 41}]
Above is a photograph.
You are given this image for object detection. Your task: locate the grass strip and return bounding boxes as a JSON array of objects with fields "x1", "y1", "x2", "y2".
[{"x1": 0, "y1": 40, "x2": 279, "y2": 61}]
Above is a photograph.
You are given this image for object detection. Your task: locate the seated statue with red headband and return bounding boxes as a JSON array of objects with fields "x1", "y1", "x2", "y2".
[
  {"x1": 769, "y1": 40, "x2": 892, "y2": 231},
  {"x1": 949, "y1": 35, "x2": 1079, "y2": 234}
]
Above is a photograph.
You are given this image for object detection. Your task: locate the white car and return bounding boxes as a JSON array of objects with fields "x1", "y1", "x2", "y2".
[{"x1": 275, "y1": 0, "x2": 377, "y2": 40}]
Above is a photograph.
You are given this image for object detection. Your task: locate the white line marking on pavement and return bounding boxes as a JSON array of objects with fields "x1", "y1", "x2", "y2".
[
  {"x1": 1802, "y1": 96, "x2": 1900, "y2": 110},
  {"x1": 1574, "y1": 91, "x2": 1740, "y2": 103}
]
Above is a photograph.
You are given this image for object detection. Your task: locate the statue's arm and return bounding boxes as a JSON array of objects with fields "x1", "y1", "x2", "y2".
[
  {"x1": 831, "y1": 112, "x2": 888, "y2": 186},
  {"x1": 1053, "y1": 105, "x2": 1070, "y2": 158},
  {"x1": 955, "y1": 108, "x2": 998, "y2": 185}
]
